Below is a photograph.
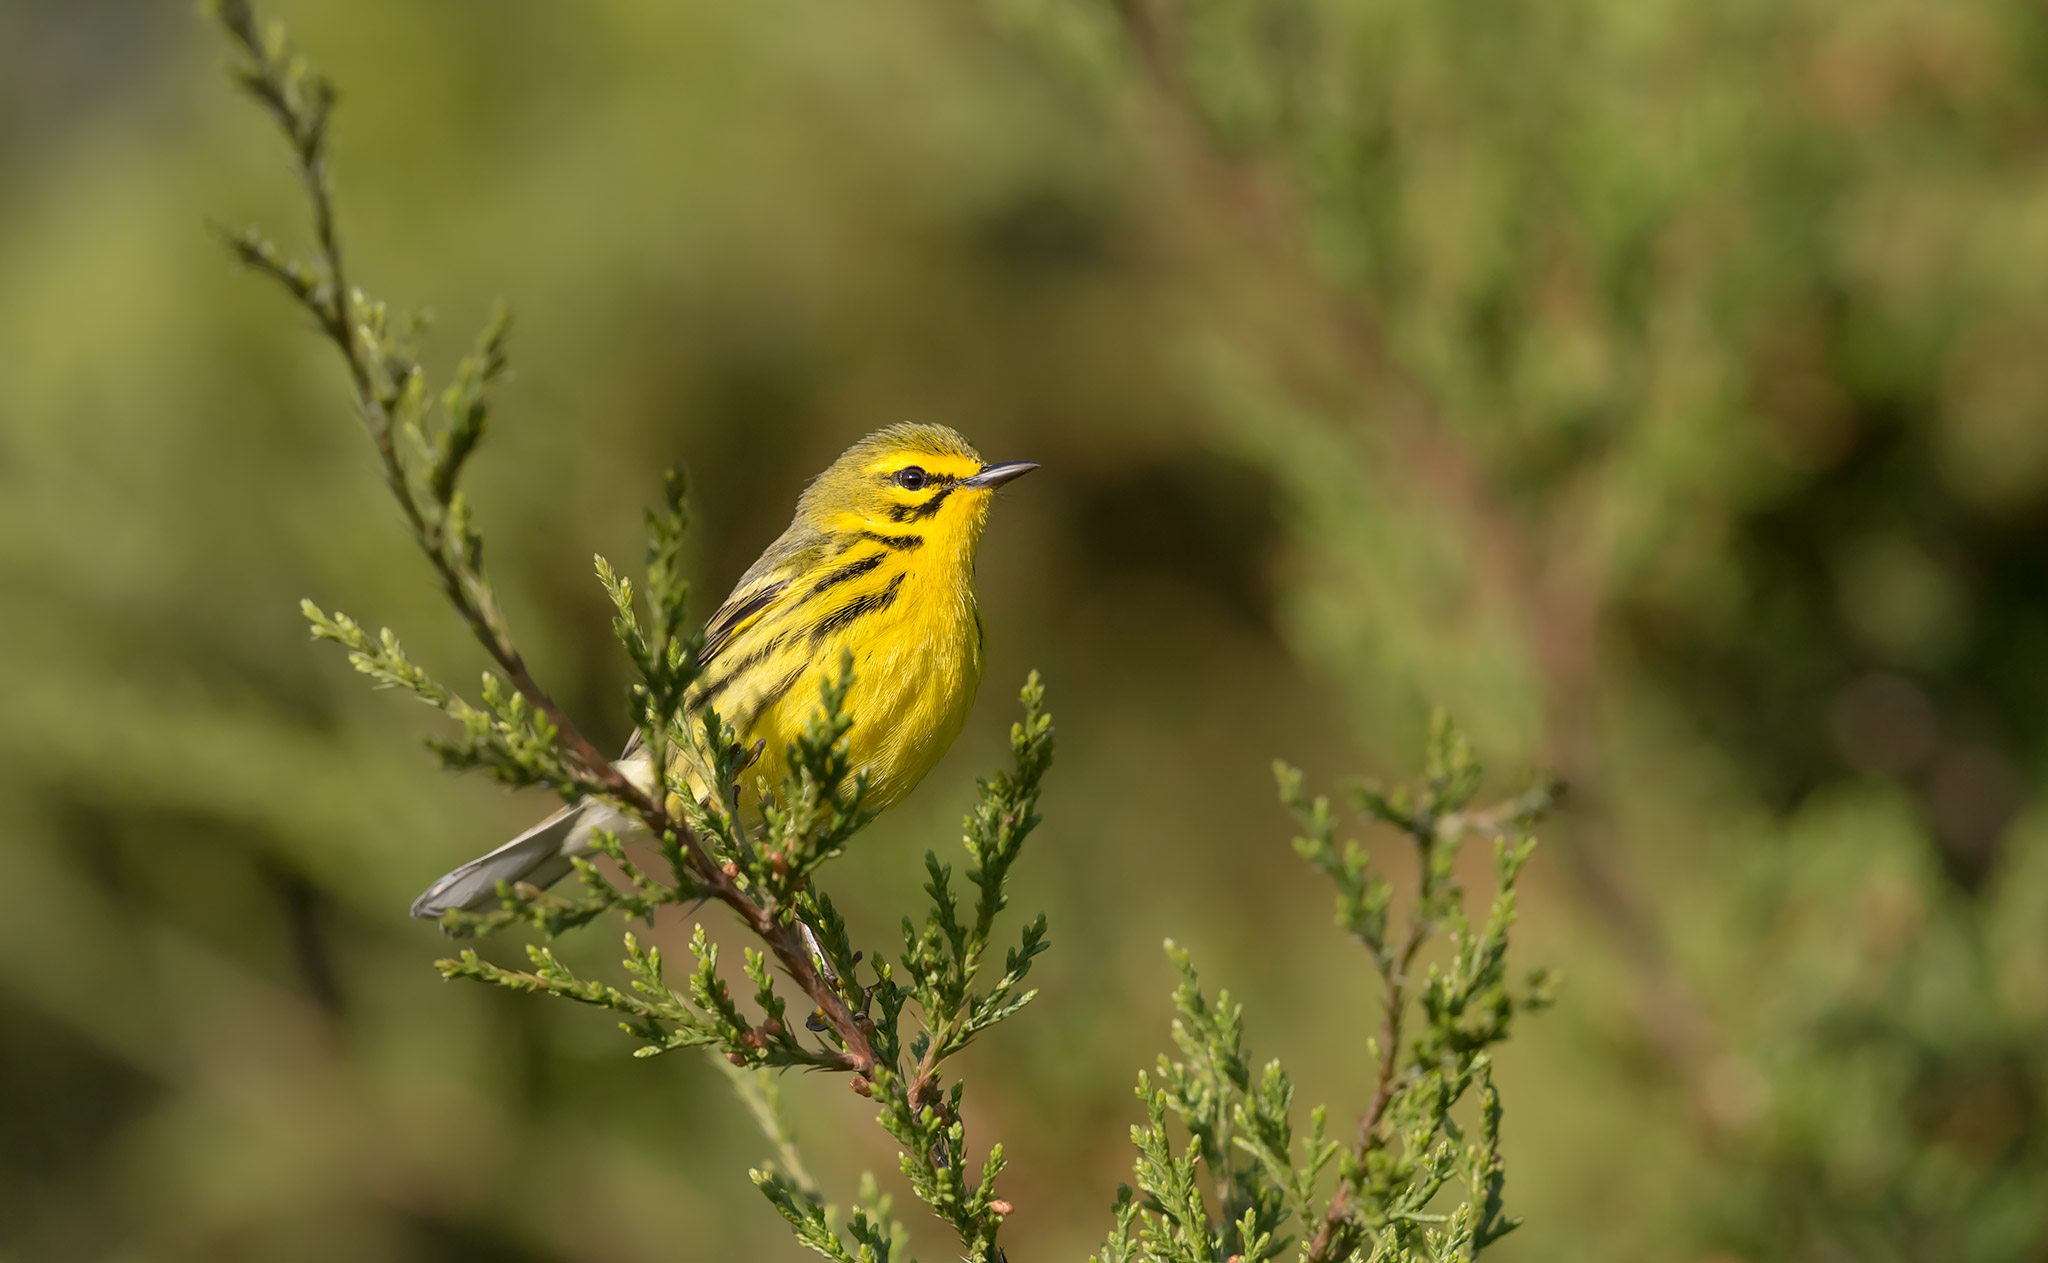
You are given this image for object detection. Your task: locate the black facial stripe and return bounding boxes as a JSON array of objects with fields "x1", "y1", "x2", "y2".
[
  {"x1": 889, "y1": 482, "x2": 958, "y2": 523},
  {"x1": 808, "y1": 573, "x2": 905, "y2": 645}
]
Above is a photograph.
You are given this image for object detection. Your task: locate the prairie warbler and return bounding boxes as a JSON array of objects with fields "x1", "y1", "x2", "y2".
[{"x1": 411, "y1": 424, "x2": 1037, "y2": 917}]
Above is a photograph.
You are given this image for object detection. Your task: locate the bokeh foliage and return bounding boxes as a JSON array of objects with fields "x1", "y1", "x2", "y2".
[{"x1": 4, "y1": 0, "x2": 2047, "y2": 1261}]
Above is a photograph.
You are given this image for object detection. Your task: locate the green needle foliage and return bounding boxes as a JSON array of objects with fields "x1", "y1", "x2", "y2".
[
  {"x1": 1095, "y1": 717, "x2": 1556, "y2": 1263},
  {"x1": 207, "y1": 6, "x2": 1552, "y2": 1262},
  {"x1": 209, "y1": 4, "x2": 1052, "y2": 1257}
]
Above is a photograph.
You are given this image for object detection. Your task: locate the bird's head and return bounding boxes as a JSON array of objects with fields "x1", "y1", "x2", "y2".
[{"x1": 796, "y1": 423, "x2": 1037, "y2": 555}]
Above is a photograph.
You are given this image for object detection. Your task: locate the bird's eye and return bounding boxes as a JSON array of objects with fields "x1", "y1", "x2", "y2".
[{"x1": 896, "y1": 466, "x2": 929, "y2": 491}]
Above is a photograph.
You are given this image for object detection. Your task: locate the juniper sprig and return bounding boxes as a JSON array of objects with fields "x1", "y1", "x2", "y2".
[
  {"x1": 1094, "y1": 713, "x2": 1556, "y2": 1263},
  {"x1": 209, "y1": 6, "x2": 1552, "y2": 1261},
  {"x1": 210, "y1": 6, "x2": 1054, "y2": 1258}
]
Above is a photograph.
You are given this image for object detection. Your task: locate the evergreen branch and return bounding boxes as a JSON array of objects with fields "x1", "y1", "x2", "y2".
[
  {"x1": 1108, "y1": 715, "x2": 1551, "y2": 1263},
  {"x1": 210, "y1": 0, "x2": 888, "y2": 1082},
  {"x1": 901, "y1": 675, "x2": 1054, "y2": 1110},
  {"x1": 1294, "y1": 714, "x2": 1549, "y2": 1263},
  {"x1": 753, "y1": 1168, "x2": 870, "y2": 1263},
  {"x1": 208, "y1": 0, "x2": 654, "y2": 820},
  {"x1": 207, "y1": 11, "x2": 1558, "y2": 1263}
]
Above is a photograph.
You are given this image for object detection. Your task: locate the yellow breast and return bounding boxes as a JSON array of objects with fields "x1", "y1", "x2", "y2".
[
  {"x1": 757, "y1": 571, "x2": 983, "y2": 810},
  {"x1": 676, "y1": 533, "x2": 986, "y2": 818}
]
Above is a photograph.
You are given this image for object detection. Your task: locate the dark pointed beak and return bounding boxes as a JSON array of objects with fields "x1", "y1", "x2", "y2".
[{"x1": 961, "y1": 460, "x2": 1039, "y2": 490}]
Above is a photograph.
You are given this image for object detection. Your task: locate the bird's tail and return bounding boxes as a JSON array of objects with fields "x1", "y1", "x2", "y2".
[
  {"x1": 411, "y1": 799, "x2": 596, "y2": 920},
  {"x1": 413, "y1": 744, "x2": 662, "y2": 921}
]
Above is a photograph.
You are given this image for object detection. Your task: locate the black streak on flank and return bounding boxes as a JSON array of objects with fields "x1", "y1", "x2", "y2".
[
  {"x1": 809, "y1": 573, "x2": 905, "y2": 646},
  {"x1": 703, "y1": 579, "x2": 791, "y2": 662},
  {"x1": 769, "y1": 550, "x2": 890, "y2": 630},
  {"x1": 696, "y1": 632, "x2": 786, "y2": 709},
  {"x1": 853, "y1": 530, "x2": 925, "y2": 551},
  {"x1": 890, "y1": 482, "x2": 957, "y2": 523},
  {"x1": 743, "y1": 663, "x2": 809, "y2": 733},
  {"x1": 808, "y1": 551, "x2": 886, "y2": 597}
]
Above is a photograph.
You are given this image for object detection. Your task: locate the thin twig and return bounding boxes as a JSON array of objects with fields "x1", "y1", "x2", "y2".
[
  {"x1": 1303, "y1": 867, "x2": 1426, "y2": 1263},
  {"x1": 1106, "y1": 0, "x2": 1721, "y2": 1108},
  {"x1": 718, "y1": 1056, "x2": 821, "y2": 1198},
  {"x1": 212, "y1": 4, "x2": 878, "y2": 1078}
]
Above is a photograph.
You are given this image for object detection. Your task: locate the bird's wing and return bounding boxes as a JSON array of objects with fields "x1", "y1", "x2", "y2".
[
  {"x1": 701, "y1": 516, "x2": 839, "y2": 663},
  {"x1": 701, "y1": 574, "x2": 795, "y2": 665},
  {"x1": 614, "y1": 574, "x2": 789, "y2": 765},
  {"x1": 615, "y1": 524, "x2": 832, "y2": 765}
]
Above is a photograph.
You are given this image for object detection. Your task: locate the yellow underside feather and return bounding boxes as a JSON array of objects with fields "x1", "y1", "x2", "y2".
[
  {"x1": 673, "y1": 440, "x2": 993, "y2": 817},
  {"x1": 413, "y1": 422, "x2": 1027, "y2": 919}
]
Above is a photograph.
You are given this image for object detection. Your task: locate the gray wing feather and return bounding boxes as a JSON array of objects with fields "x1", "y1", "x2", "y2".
[
  {"x1": 410, "y1": 801, "x2": 587, "y2": 919},
  {"x1": 411, "y1": 747, "x2": 657, "y2": 920},
  {"x1": 411, "y1": 545, "x2": 794, "y2": 921}
]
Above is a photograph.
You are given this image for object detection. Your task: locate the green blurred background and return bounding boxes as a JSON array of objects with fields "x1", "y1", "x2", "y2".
[{"x1": 5, "y1": 1, "x2": 2048, "y2": 1259}]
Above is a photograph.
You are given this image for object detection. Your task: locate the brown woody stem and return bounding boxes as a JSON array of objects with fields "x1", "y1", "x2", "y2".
[{"x1": 218, "y1": 13, "x2": 880, "y2": 1079}]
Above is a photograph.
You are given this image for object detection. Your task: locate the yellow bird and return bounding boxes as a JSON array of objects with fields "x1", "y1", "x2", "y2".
[{"x1": 412, "y1": 424, "x2": 1037, "y2": 918}]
